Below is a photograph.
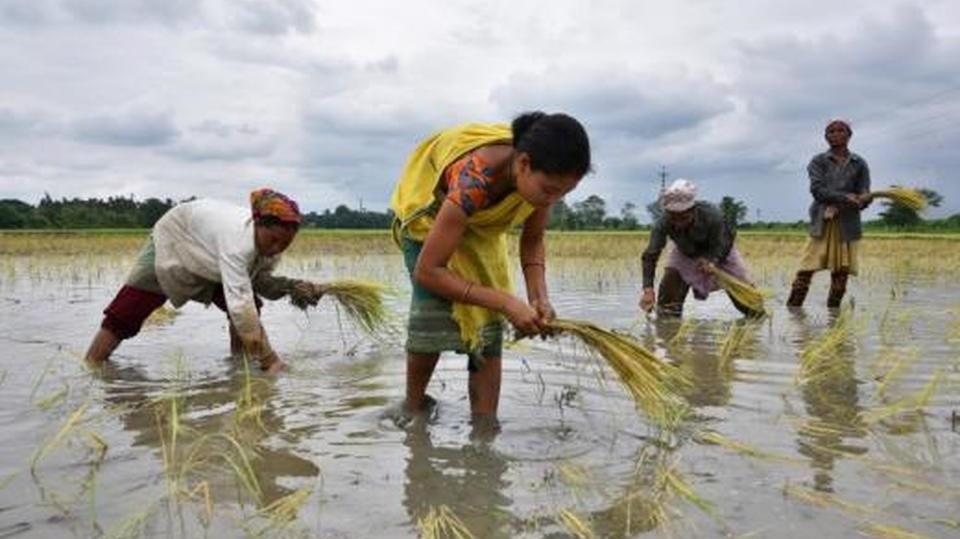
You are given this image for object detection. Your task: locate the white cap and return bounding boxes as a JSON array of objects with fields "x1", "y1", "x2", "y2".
[{"x1": 660, "y1": 178, "x2": 697, "y2": 212}]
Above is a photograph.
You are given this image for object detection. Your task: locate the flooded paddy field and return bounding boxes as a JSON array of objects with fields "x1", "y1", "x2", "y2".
[{"x1": 1, "y1": 230, "x2": 958, "y2": 538}]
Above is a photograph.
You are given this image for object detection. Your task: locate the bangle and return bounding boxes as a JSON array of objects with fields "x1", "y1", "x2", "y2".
[
  {"x1": 460, "y1": 282, "x2": 475, "y2": 303},
  {"x1": 521, "y1": 261, "x2": 545, "y2": 269}
]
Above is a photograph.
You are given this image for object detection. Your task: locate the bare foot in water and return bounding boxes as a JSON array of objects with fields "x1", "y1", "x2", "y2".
[{"x1": 391, "y1": 394, "x2": 438, "y2": 429}]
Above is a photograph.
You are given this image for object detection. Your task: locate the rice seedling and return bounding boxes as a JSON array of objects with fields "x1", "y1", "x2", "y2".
[
  {"x1": 245, "y1": 485, "x2": 314, "y2": 537},
  {"x1": 704, "y1": 264, "x2": 768, "y2": 316},
  {"x1": 658, "y1": 463, "x2": 715, "y2": 515},
  {"x1": 235, "y1": 356, "x2": 267, "y2": 433},
  {"x1": 870, "y1": 348, "x2": 919, "y2": 402},
  {"x1": 860, "y1": 371, "x2": 944, "y2": 425},
  {"x1": 666, "y1": 318, "x2": 695, "y2": 350},
  {"x1": 542, "y1": 318, "x2": 689, "y2": 422},
  {"x1": 797, "y1": 307, "x2": 856, "y2": 386},
  {"x1": 416, "y1": 505, "x2": 475, "y2": 539},
  {"x1": 289, "y1": 278, "x2": 391, "y2": 335},
  {"x1": 557, "y1": 508, "x2": 595, "y2": 539},
  {"x1": 184, "y1": 480, "x2": 213, "y2": 526},
  {"x1": 104, "y1": 501, "x2": 158, "y2": 539},
  {"x1": 34, "y1": 384, "x2": 69, "y2": 411},
  {"x1": 697, "y1": 431, "x2": 800, "y2": 464},
  {"x1": 858, "y1": 523, "x2": 932, "y2": 539},
  {"x1": 718, "y1": 321, "x2": 758, "y2": 369},
  {"x1": 557, "y1": 461, "x2": 594, "y2": 492},
  {"x1": 871, "y1": 187, "x2": 928, "y2": 211},
  {"x1": 31, "y1": 401, "x2": 90, "y2": 473},
  {"x1": 782, "y1": 482, "x2": 874, "y2": 516},
  {"x1": 0, "y1": 473, "x2": 15, "y2": 491}
]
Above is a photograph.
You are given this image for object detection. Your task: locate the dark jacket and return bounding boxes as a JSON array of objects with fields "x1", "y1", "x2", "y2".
[
  {"x1": 641, "y1": 201, "x2": 735, "y2": 288},
  {"x1": 807, "y1": 151, "x2": 871, "y2": 241}
]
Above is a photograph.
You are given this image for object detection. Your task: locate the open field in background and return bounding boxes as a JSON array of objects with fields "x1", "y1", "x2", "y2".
[{"x1": 0, "y1": 230, "x2": 958, "y2": 538}]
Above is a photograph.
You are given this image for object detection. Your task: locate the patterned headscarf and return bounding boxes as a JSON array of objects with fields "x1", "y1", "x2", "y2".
[
  {"x1": 660, "y1": 178, "x2": 697, "y2": 212},
  {"x1": 250, "y1": 188, "x2": 301, "y2": 224}
]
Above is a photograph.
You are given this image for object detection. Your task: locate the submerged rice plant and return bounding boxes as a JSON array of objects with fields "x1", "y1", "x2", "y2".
[
  {"x1": 416, "y1": 505, "x2": 475, "y2": 539},
  {"x1": 860, "y1": 371, "x2": 944, "y2": 425},
  {"x1": 697, "y1": 431, "x2": 800, "y2": 463},
  {"x1": 858, "y1": 522, "x2": 932, "y2": 539},
  {"x1": 782, "y1": 482, "x2": 874, "y2": 516},
  {"x1": 797, "y1": 307, "x2": 856, "y2": 386},
  {"x1": 557, "y1": 508, "x2": 595, "y2": 539}
]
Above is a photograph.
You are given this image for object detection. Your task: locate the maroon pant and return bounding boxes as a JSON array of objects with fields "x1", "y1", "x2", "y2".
[{"x1": 101, "y1": 285, "x2": 262, "y2": 340}]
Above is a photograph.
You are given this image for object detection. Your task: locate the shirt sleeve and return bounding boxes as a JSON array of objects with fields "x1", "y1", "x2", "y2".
[
  {"x1": 218, "y1": 245, "x2": 260, "y2": 337},
  {"x1": 445, "y1": 153, "x2": 497, "y2": 217},
  {"x1": 252, "y1": 257, "x2": 300, "y2": 301},
  {"x1": 808, "y1": 156, "x2": 849, "y2": 204},
  {"x1": 641, "y1": 220, "x2": 668, "y2": 288},
  {"x1": 857, "y1": 159, "x2": 871, "y2": 194}
]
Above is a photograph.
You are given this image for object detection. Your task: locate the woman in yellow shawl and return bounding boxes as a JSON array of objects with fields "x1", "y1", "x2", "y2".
[{"x1": 390, "y1": 111, "x2": 591, "y2": 423}]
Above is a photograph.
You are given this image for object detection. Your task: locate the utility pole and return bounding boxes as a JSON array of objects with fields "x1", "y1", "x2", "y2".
[{"x1": 658, "y1": 165, "x2": 668, "y2": 190}]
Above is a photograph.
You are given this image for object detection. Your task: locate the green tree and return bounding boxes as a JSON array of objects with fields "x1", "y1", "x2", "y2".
[
  {"x1": 572, "y1": 195, "x2": 606, "y2": 228},
  {"x1": 718, "y1": 196, "x2": 748, "y2": 227},
  {"x1": 878, "y1": 187, "x2": 942, "y2": 227},
  {"x1": 620, "y1": 202, "x2": 639, "y2": 229}
]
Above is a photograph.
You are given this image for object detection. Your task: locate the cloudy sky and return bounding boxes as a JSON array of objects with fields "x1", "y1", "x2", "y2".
[{"x1": 1, "y1": 0, "x2": 958, "y2": 221}]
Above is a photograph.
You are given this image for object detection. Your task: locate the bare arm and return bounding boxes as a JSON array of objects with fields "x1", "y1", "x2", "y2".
[
  {"x1": 641, "y1": 220, "x2": 668, "y2": 289},
  {"x1": 415, "y1": 200, "x2": 545, "y2": 335},
  {"x1": 520, "y1": 207, "x2": 554, "y2": 322}
]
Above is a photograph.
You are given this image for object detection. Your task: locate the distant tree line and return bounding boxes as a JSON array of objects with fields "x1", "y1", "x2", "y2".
[
  {"x1": 0, "y1": 194, "x2": 175, "y2": 229},
  {"x1": 0, "y1": 189, "x2": 953, "y2": 231}
]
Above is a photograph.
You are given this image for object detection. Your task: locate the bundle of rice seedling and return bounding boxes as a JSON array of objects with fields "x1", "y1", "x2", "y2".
[
  {"x1": 704, "y1": 265, "x2": 767, "y2": 316},
  {"x1": 871, "y1": 187, "x2": 928, "y2": 211},
  {"x1": 417, "y1": 505, "x2": 475, "y2": 539},
  {"x1": 543, "y1": 319, "x2": 688, "y2": 422},
  {"x1": 290, "y1": 279, "x2": 390, "y2": 335}
]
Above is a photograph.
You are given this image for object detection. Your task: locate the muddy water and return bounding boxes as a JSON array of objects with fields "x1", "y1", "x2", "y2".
[{"x1": 1, "y1": 239, "x2": 959, "y2": 538}]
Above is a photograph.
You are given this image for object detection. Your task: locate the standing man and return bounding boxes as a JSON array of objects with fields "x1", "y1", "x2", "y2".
[{"x1": 787, "y1": 120, "x2": 871, "y2": 308}]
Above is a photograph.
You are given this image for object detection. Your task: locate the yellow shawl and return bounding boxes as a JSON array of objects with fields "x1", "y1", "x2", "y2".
[{"x1": 390, "y1": 122, "x2": 536, "y2": 351}]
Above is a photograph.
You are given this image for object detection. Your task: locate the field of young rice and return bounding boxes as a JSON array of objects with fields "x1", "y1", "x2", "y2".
[{"x1": 0, "y1": 230, "x2": 958, "y2": 538}]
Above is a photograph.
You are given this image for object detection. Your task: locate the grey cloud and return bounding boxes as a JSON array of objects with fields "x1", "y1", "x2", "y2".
[
  {"x1": 490, "y1": 66, "x2": 734, "y2": 139},
  {"x1": 735, "y1": 4, "x2": 959, "y2": 122},
  {"x1": 0, "y1": 108, "x2": 43, "y2": 134},
  {"x1": 62, "y1": 0, "x2": 197, "y2": 25},
  {"x1": 229, "y1": 0, "x2": 316, "y2": 35},
  {"x1": 71, "y1": 108, "x2": 179, "y2": 146},
  {"x1": 0, "y1": 0, "x2": 199, "y2": 26},
  {"x1": 0, "y1": 0, "x2": 55, "y2": 25},
  {"x1": 166, "y1": 120, "x2": 275, "y2": 161},
  {"x1": 1, "y1": 0, "x2": 317, "y2": 34}
]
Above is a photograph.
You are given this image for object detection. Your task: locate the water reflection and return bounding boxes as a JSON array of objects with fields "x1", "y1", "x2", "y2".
[
  {"x1": 653, "y1": 318, "x2": 762, "y2": 408},
  {"x1": 789, "y1": 310, "x2": 867, "y2": 492},
  {"x1": 402, "y1": 424, "x2": 514, "y2": 538},
  {"x1": 96, "y1": 361, "x2": 320, "y2": 506}
]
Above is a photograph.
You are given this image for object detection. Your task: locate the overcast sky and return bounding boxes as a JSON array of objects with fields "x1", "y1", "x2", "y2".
[{"x1": 1, "y1": 0, "x2": 958, "y2": 221}]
